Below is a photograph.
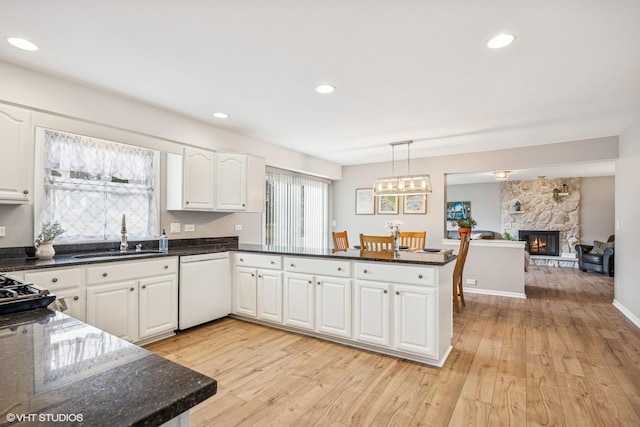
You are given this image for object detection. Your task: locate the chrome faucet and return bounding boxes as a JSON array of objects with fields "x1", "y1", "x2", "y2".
[{"x1": 120, "y1": 213, "x2": 128, "y2": 253}]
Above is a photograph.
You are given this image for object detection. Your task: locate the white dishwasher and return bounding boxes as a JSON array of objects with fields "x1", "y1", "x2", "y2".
[{"x1": 179, "y1": 252, "x2": 230, "y2": 330}]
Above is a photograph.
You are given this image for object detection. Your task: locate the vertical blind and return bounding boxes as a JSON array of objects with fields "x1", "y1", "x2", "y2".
[
  {"x1": 264, "y1": 168, "x2": 329, "y2": 249},
  {"x1": 39, "y1": 128, "x2": 159, "y2": 242}
]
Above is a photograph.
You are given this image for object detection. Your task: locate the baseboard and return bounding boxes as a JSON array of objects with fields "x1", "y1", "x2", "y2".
[
  {"x1": 612, "y1": 299, "x2": 640, "y2": 329},
  {"x1": 464, "y1": 287, "x2": 527, "y2": 299}
]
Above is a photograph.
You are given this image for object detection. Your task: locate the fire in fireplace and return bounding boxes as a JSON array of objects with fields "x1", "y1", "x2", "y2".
[{"x1": 518, "y1": 230, "x2": 560, "y2": 256}]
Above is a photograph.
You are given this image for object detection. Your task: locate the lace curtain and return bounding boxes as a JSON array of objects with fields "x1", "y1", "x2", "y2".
[{"x1": 40, "y1": 129, "x2": 159, "y2": 241}]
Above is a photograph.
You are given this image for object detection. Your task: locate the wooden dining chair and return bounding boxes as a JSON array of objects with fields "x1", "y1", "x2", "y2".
[
  {"x1": 398, "y1": 231, "x2": 426, "y2": 250},
  {"x1": 452, "y1": 229, "x2": 472, "y2": 313},
  {"x1": 360, "y1": 234, "x2": 395, "y2": 252},
  {"x1": 332, "y1": 230, "x2": 350, "y2": 252}
]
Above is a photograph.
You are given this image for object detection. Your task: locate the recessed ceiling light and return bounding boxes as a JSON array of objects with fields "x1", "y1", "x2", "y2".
[
  {"x1": 213, "y1": 112, "x2": 229, "y2": 119},
  {"x1": 315, "y1": 84, "x2": 335, "y2": 94},
  {"x1": 6, "y1": 37, "x2": 38, "y2": 51},
  {"x1": 487, "y1": 33, "x2": 515, "y2": 49}
]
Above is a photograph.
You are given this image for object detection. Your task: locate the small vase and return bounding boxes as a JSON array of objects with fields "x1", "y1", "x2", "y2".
[
  {"x1": 394, "y1": 235, "x2": 400, "y2": 254},
  {"x1": 36, "y1": 242, "x2": 56, "y2": 259}
]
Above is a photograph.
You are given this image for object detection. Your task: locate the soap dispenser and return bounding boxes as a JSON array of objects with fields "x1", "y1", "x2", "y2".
[{"x1": 159, "y1": 229, "x2": 169, "y2": 252}]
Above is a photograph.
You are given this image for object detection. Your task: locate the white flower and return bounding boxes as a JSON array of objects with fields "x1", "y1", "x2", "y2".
[{"x1": 385, "y1": 220, "x2": 403, "y2": 235}]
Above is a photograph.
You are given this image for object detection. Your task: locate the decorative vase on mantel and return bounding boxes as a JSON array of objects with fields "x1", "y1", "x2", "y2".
[{"x1": 35, "y1": 242, "x2": 56, "y2": 259}]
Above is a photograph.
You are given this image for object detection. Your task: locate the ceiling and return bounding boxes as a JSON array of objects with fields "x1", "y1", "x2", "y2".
[{"x1": 1, "y1": 1, "x2": 639, "y2": 166}]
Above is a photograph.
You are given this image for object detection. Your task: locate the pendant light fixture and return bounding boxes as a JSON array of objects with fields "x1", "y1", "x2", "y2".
[{"x1": 372, "y1": 140, "x2": 432, "y2": 196}]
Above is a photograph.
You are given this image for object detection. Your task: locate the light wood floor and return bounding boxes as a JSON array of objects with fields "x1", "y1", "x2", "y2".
[{"x1": 146, "y1": 266, "x2": 640, "y2": 426}]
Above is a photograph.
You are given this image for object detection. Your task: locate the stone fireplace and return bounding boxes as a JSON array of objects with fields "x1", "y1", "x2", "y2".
[{"x1": 519, "y1": 230, "x2": 560, "y2": 256}]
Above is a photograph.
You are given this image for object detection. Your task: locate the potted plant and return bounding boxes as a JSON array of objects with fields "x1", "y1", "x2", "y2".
[
  {"x1": 449, "y1": 217, "x2": 477, "y2": 235},
  {"x1": 34, "y1": 221, "x2": 65, "y2": 259}
]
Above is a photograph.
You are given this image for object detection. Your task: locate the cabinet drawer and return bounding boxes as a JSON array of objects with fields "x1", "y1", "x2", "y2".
[
  {"x1": 354, "y1": 262, "x2": 436, "y2": 286},
  {"x1": 25, "y1": 268, "x2": 83, "y2": 290},
  {"x1": 235, "y1": 253, "x2": 281, "y2": 269},
  {"x1": 284, "y1": 257, "x2": 351, "y2": 278},
  {"x1": 87, "y1": 257, "x2": 178, "y2": 285}
]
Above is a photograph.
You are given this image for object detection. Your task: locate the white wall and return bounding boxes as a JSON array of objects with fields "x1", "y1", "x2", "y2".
[
  {"x1": 333, "y1": 137, "x2": 619, "y2": 249},
  {"x1": 580, "y1": 176, "x2": 615, "y2": 245},
  {"x1": 614, "y1": 116, "x2": 640, "y2": 326},
  {"x1": 446, "y1": 182, "x2": 502, "y2": 234},
  {"x1": 0, "y1": 60, "x2": 341, "y2": 247}
]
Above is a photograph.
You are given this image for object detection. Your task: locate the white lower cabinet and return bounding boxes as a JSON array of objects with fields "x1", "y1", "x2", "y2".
[
  {"x1": 87, "y1": 280, "x2": 139, "y2": 342},
  {"x1": 354, "y1": 280, "x2": 391, "y2": 346},
  {"x1": 256, "y1": 270, "x2": 283, "y2": 323},
  {"x1": 393, "y1": 284, "x2": 437, "y2": 358},
  {"x1": 139, "y1": 274, "x2": 179, "y2": 339},
  {"x1": 86, "y1": 257, "x2": 179, "y2": 343},
  {"x1": 283, "y1": 273, "x2": 315, "y2": 330},
  {"x1": 283, "y1": 273, "x2": 352, "y2": 338},
  {"x1": 24, "y1": 267, "x2": 86, "y2": 322},
  {"x1": 235, "y1": 267, "x2": 258, "y2": 317}
]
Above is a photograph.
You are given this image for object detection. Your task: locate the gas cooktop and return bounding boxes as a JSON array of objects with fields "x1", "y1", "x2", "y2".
[{"x1": 0, "y1": 274, "x2": 56, "y2": 315}]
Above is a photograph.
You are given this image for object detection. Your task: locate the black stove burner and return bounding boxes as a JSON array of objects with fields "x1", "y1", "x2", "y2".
[{"x1": 0, "y1": 273, "x2": 56, "y2": 315}]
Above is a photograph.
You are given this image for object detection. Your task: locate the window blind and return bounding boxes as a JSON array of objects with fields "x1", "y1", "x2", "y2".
[{"x1": 264, "y1": 168, "x2": 329, "y2": 249}]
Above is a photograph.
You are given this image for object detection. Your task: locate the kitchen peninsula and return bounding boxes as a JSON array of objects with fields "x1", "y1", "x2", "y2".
[{"x1": 232, "y1": 245, "x2": 456, "y2": 367}]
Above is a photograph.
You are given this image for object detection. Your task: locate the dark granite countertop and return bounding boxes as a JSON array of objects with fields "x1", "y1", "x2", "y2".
[
  {"x1": 236, "y1": 244, "x2": 456, "y2": 266},
  {"x1": 0, "y1": 309, "x2": 217, "y2": 426},
  {"x1": 0, "y1": 236, "x2": 454, "y2": 273}
]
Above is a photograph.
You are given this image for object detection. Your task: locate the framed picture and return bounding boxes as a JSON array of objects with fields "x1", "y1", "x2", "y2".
[
  {"x1": 403, "y1": 194, "x2": 427, "y2": 214},
  {"x1": 377, "y1": 195, "x2": 399, "y2": 214},
  {"x1": 355, "y1": 188, "x2": 375, "y2": 215},
  {"x1": 447, "y1": 201, "x2": 471, "y2": 220}
]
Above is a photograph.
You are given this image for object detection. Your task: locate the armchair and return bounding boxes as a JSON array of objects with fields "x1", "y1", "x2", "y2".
[{"x1": 575, "y1": 235, "x2": 614, "y2": 277}]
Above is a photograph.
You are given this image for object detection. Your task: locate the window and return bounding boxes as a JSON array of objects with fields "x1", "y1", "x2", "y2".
[
  {"x1": 37, "y1": 128, "x2": 159, "y2": 242},
  {"x1": 264, "y1": 168, "x2": 329, "y2": 249}
]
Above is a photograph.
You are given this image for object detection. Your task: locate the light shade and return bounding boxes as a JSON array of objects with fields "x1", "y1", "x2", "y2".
[
  {"x1": 494, "y1": 171, "x2": 510, "y2": 180},
  {"x1": 373, "y1": 175, "x2": 432, "y2": 196}
]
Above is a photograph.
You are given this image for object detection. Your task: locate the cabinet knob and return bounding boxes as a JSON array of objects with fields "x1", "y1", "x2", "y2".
[
  {"x1": 418, "y1": 274, "x2": 423, "y2": 279},
  {"x1": 142, "y1": 285, "x2": 147, "y2": 289},
  {"x1": 270, "y1": 261, "x2": 275, "y2": 264},
  {"x1": 383, "y1": 289, "x2": 388, "y2": 294},
  {"x1": 258, "y1": 275, "x2": 262, "y2": 278},
  {"x1": 164, "y1": 265, "x2": 168, "y2": 269},
  {"x1": 337, "y1": 267, "x2": 342, "y2": 271},
  {"x1": 363, "y1": 269, "x2": 368, "y2": 274},
  {"x1": 317, "y1": 281, "x2": 321, "y2": 285},
  {"x1": 242, "y1": 204, "x2": 245, "y2": 207},
  {"x1": 186, "y1": 201, "x2": 190, "y2": 204},
  {"x1": 73, "y1": 296, "x2": 79, "y2": 301},
  {"x1": 290, "y1": 264, "x2": 295, "y2": 267},
  {"x1": 23, "y1": 190, "x2": 29, "y2": 194},
  {"x1": 240, "y1": 258, "x2": 244, "y2": 262},
  {"x1": 396, "y1": 291, "x2": 400, "y2": 295},
  {"x1": 51, "y1": 278, "x2": 58, "y2": 283},
  {"x1": 102, "y1": 272, "x2": 108, "y2": 277},
  {"x1": 251, "y1": 273, "x2": 255, "y2": 277},
  {"x1": 130, "y1": 287, "x2": 135, "y2": 291},
  {"x1": 308, "y1": 280, "x2": 312, "y2": 284}
]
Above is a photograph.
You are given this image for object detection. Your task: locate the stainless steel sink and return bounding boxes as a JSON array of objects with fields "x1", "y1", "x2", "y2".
[{"x1": 72, "y1": 250, "x2": 165, "y2": 259}]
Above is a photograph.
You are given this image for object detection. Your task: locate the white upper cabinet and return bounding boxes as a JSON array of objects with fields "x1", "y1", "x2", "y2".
[
  {"x1": 0, "y1": 104, "x2": 32, "y2": 204},
  {"x1": 166, "y1": 147, "x2": 216, "y2": 211},
  {"x1": 214, "y1": 152, "x2": 247, "y2": 211},
  {"x1": 167, "y1": 149, "x2": 264, "y2": 212}
]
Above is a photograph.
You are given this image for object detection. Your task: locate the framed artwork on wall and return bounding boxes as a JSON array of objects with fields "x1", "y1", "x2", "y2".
[
  {"x1": 403, "y1": 195, "x2": 427, "y2": 214},
  {"x1": 377, "y1": 195, "x2": 399, "y2": 214},
  {"x1": 355, "y1": 188, "x2": 375, "y2": 215},
  {"x1": 447, "y1": 201, "x2": 471, "y2": 220}
]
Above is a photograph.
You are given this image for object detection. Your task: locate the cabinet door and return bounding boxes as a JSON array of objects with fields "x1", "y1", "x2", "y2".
[
  {"x1": 283, "y1": 273, "x2": 315, "y2": 330},
  {"x1": 354, "y1": 280, "x2": 390, "y2": 347},
  {"x1": 235, "y1": 267, "x2": 257, "y2": 317},
  {"x1": 393, "y1": 284, "x2": 437, "y2": 357},
  {"x1": 215, "y1": 153, "x2": 247, "y2": 210},
  {"x1": 316, "y1": 276, "x2": 352, "y2": 338},
  {"x1": 183, "y1": 147, "x2": 215, "y2": 210},
  {"x1": 139, "y1": 274, "x2": 178, "y2": 339},
  {"x1": 0, "y1": 104, "x2": 31, "y2": 203},
  {"x1": 87, "y1": 281, "x2": 138, "y2": 342},
  {"x1": 257, "y1": 270, "x2": 283, "y2": 323},
  {"x1": 51, "y1": 287, "x2": 86, "y2": 322}
]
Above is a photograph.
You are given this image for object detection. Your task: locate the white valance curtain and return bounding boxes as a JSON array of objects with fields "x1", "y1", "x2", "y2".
[
  {"x1": 264, "y1": 168, "x2": 329, "y2": 249},
  {"x1": 40, "y1": 129, "x2": 159, "y2": 241}
]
